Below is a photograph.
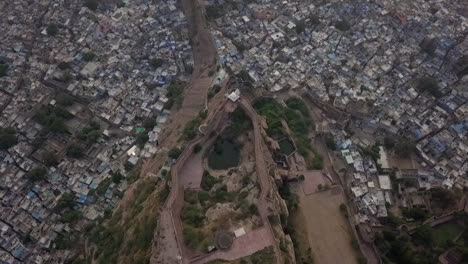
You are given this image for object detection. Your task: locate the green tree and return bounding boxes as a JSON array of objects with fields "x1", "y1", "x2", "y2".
[
  {"x1": 295, "y1": 21, "x2": 306, "y2": 34},
  {"x1": 136, "y1": 132, "x2": 149, "y2": 147},
  {"x1": 206, "y1": 5, "x2": 224, "y2": 20},
  {"x1": 84, "y1": 0, "x2": 98, "y2": 11},
  {"x1": 0, "y1": 63, "x2": 9, "y2": 77},
  {"x1": 431, "y1": 187, "x2": 456, "y2": 207},
  {"x1": 26, "y1": 167, "x2": 47, "y2": 181},
  {"x1": 43, "y1": 152, "x2": 59, "y2": 167},
  {"x1": 111, "y1": 172, "x2": 124, "y2": 184},
  {"x1": 193, "y1": 144, "x2": 202, "y2": 153},
  {"x1": 33, "y1": 105, "x2": 72, "y2": 133},
  {"x1": 58, "y1": 62, "x2": 70, "y2": 70},
  {"x1": 143, "y1": 117, "x2": 156, "y2": 131},
  {"x1": 168, "y1": 147, "x2": 182, "y2": 159},
  {"x1": 82, "y1": 52, "x2": 96, "y2": 62},
  {"x1": 384, "y1": 136, "x2": 395, "y2": 149},
  {"x1": 310, "y1": 14, "x2": 320, "y2": 25},
  {"x1": 413, "y1": 225, "x2": 434, "y2": 247},
  {"x1": 46, "y1": 23, "x2": 58, "y2": 36},
  {"x1": 0, "y1": 127, "x2": 17, "y2": 150},
  {"x1": 325, "y1": 135, "x2": 336, "y2": 150},
  {"x1": 56, "y1": 93, "x2": 74, "y2": 106},
  {"x1": 60, "y1": 210, "x2": 83, "y2": 224},
  {"x1": 394, "y1": 138, "x2": 415, "y2": 159},
  {"x1": 416, "y1": 77, "x2": 442, "y2": 97},
  {"x1": 335, "y1": 20, "x2": 350, "y2": 31},
  {"x1": 67, "y1": 144, "x2": 84, "y2": 158},
  {"x1": 78, "y1": 122, "x2": 101, "y2": 143},
  {"x1": 149, "y1": 58, "x2": 164, "y2": 68},
  {"x1": 55, "y1": 192, "x2": 76, "y2": 212},
  {"x1": 420, "y1": 37, "x2": 438, "y2": 55}
]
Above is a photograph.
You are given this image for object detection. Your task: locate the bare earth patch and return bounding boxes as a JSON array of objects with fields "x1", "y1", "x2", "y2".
[{"x1": 297, "y1": 186, "x2": 358, "y2": 264}]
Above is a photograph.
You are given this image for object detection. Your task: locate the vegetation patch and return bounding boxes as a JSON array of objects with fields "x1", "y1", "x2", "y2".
[
  {"x1": 34, "y1": 105, "x2": 73, "y2": 133},
  {"x1": 76, "y1": 177, "x2": 163, "y2": 264},
  {"x1": 432, "y1": 221, "x2": 464, "y2": 248},
  {"x1": 165, "y1": 81, "x2": 186, "y2": 109},
  {"x1": 78, "y1": 121, "x2": 101, "y2": 144},
  {"x1": 254, "y1": 97, "x2": 314, "y2": 158}
]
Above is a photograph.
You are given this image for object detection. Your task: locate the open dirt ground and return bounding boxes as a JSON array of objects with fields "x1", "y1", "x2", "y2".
[{"x1": 297, "y1": 186, "x2": 358, "y2": 264}]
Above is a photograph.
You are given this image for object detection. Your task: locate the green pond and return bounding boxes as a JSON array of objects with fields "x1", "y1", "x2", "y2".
[{"x1": 208, "y1": 138, "x2": 241, "y2": 170}]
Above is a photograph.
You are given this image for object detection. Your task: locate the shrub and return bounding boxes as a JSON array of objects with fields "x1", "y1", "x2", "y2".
[
  {"x1": 249, "y1": 204, "x2": 259, "y2": 216},
  {"x1": 201, "y1": 171, "x2": 218, "y2": 191},
  {"x1": 60, "y1": 210, "x2": 83, "y2": 223},
  {"x1": 184, "y1": 190, "x2": 199, "y2": 205},
  {"x1": 183, "y1": 227, "x2": 205, "y2": 248},
  {"x1": 181, "y1": 205, "x2": 205, "y2": 227},
  {"x1": 311, "y1": 155, "x2": 324, "y2": 170},
  {"x1": 325, "y1": 135, "x2": 336, "y2": 150}
]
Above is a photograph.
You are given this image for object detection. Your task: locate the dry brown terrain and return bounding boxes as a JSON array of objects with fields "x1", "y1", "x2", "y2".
[{"x1": 297, "y1": 186, "x2": 358, "y2": 264}]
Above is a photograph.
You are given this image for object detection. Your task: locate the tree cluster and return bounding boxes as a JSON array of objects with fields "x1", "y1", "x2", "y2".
[
  {"x1": 0, "y1": 63, "x2": 9, "y2": 77},
  {"x1": 0, "y1": 127, "x2": 17, "y2": 150},
  {"x1": 416, "y1": 77, "x2": 442, "y2": 98},
  {"x1": 78, "y1": 121, "x2": 101, "y2": 144},
  {"x1": 34, "y1": 105, "x2": 73, "y2": 133},
  {"x1": 26, "y1": 167, "x2": 48, "y2": 181}
]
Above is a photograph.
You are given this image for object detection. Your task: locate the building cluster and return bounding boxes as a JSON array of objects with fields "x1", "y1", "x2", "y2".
[
  {"x1": 0, "y1": 0, "x2": 191, "y2": 263},
  {"x1": 208, "y1": 0, "x2": 467, "y2": 224}
]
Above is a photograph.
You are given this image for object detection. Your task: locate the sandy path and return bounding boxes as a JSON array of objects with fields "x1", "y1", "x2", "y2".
[{"x1": 298, "y1": 186, "x2": 358, "y2": 264}]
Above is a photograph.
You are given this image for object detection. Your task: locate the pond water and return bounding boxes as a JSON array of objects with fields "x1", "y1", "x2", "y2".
[{"x1": 208, "y1": 138, "x2": 241, "y2": 170}]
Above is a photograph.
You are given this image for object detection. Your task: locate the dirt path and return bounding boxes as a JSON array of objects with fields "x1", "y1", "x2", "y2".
[
  {"x1": 297, "y1": 186, "x2": 359, "y2": 264},
  {"x1": 239, "y1": 98, "x2": 282, "y2": 263}
]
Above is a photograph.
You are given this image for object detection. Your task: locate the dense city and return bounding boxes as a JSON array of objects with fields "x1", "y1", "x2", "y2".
[{"x1": 1, "y1": 0, "x2": 467, "y2": 263}]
